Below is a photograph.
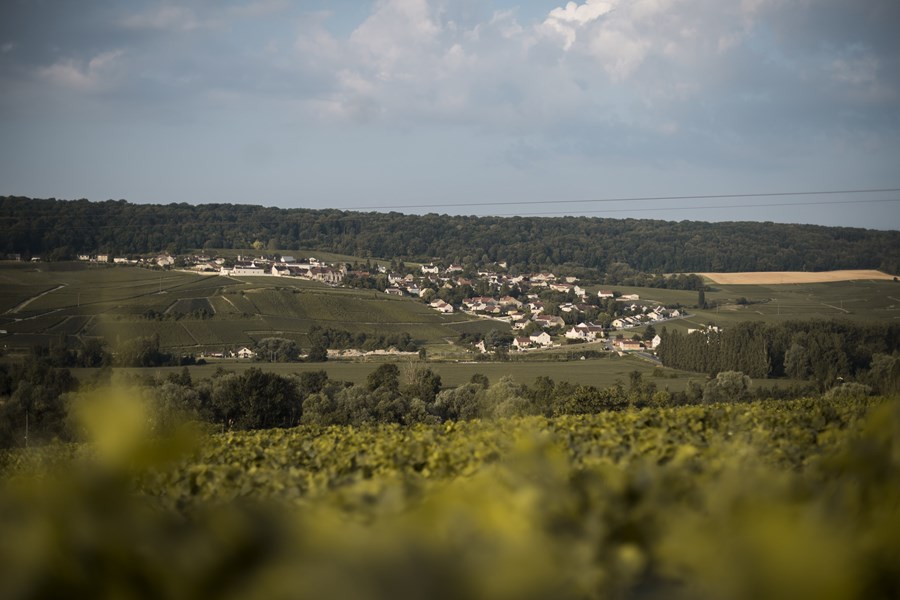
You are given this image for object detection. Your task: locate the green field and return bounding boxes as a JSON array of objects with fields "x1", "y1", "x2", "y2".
[
  {"x1": 600, "y1": 279, "x2": 900, "y2": 336},
  {"x1": 4, "y1": 263, "x2": 897, "y2": 360},
  {"x1": 0, "y1": 263, "x2": 474, "y2": 352},
  {"x1": 86, "y1": 354, "x2": 809, "y2": 393}
]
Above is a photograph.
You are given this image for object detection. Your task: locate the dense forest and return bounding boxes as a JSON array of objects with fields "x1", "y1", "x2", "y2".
[
  {"x1": 3, "y1": 196, "x2": 898, "y2": 273},
  {"x1": 657, "y1": 320, "x2": 900, "y2": 388}
]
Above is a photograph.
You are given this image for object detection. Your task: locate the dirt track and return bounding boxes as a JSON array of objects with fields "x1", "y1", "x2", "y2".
[{"x1": 697, "y1": 270, "x2": 894, "y2": 285}]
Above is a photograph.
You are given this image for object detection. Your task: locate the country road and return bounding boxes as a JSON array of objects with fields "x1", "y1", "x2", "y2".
[{"x1": 6, "y1": 284, "x2": 66, "y2": 314}]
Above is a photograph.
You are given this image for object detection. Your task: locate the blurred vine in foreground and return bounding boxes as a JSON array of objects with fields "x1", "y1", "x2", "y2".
[{"x1": 1, "y1": 390, "x2": 898, "y2": 599}]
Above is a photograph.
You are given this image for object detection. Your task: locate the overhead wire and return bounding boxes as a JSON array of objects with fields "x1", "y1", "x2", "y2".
[
  {"x1": 498, "y1": 197, "x2": 900, "y2": 218},
  {"x1": 1, "y1": 189, "x2": 898, "y2": 228},
  {"x1": 330, "y1": 187, "x2": 900, "y2": 211}
]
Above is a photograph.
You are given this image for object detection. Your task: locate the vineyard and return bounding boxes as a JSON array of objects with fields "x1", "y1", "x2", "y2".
[{"x1": 1, "y1": 393, "x2": 898, "y2": 599}]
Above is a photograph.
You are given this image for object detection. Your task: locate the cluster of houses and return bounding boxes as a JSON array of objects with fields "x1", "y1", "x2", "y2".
[
  {"x1": 75, "y1": 254, "x2": 141, "y2": 265},
  {"x1": 610, "y1": 305, "x2": 681, "y2": 329},
  {"x1": 513, "y1": 331, "x2": 554, "y2": 351},
  {"x1": 69, "y1": 252, "x2": 347, "y2": 285},
  {"x1": 56, "y1": 251, "x2": 690, "y2": 357},
  {"x1": 612, "y1": 335, "x2": 661, "y2": 352},
  {"x1": 370, "y1": 261, "x2": 690, "y2": 354},
  {"x1": 229, "y1": 256, "x2": 345, "y2": 284},
  {"x1": 382, "y1": 264, "x2": 587, "y2": 300},
  {"x1": 201, "y1": 347, "x2": 257, "y2": 359}
]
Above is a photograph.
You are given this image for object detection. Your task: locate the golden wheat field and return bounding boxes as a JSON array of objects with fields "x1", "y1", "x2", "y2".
[{"x1": 697, "y1": 269, "x2": 894, "y2": 285}]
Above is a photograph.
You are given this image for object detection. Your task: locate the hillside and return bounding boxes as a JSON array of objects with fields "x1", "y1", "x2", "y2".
[
  {"x1": 3, "y1": 196, "x2": 898, "y2": 274},
  {"x1": 0, "y1": 263, "x2": 488, "y2": 353}
]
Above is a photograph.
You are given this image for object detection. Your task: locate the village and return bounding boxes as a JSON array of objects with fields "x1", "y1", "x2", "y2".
[{"x1": 67, "y1": 252, "x2": 691, "y2": 358}]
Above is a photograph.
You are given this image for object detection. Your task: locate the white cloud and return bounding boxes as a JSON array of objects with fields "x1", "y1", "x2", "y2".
[
  {"x1": 39, "y1": 50, "x2": 124, "y2": 91},
  {"x1": 74, "y1": 0, "x2": 894, "y2": 168},
  {"x1": 541, "y1": 0, "x2": 617, "y2": 50},
  {"x1": 548, "y1": 0, "x2": 617, "y2": 25},
  {"x1": 349, "y1": 0, "x2": 442, "y2": 81},
  {"x1": 831, "y1": 51, "x2": 878, "y2": 87}
]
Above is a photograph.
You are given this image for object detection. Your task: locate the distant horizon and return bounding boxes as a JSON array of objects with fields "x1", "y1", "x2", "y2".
[
  {"x1": 6, "y1": 191, "x2": 899, "y2": 232},
  {"x1": 2, "y1": 1, "x2": 899, "y2": 231}
]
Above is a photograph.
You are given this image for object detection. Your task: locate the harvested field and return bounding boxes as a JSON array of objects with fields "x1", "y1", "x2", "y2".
[{"x1": 698, "y1": 269, "x2": 894, "y2": 285}]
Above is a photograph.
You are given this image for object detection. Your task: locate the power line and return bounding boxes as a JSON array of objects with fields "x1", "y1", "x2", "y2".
[
  {"x1": 333, "y1": 187, "x2": 900, "y2": 211},
  {"x1": 2, "y1": 190, "x2": 898, "y2": 229},
  {"x1": 500, "y1": 197, "x2": 900, "y2": 218}
]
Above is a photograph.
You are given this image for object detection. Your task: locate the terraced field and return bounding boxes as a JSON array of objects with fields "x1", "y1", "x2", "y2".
[
  {"x1": 3, "y1": 262, "x2": 896, "y2": 359},
  {"x1": 0, "y1": 263, "x2": 474, "y2": 352}
]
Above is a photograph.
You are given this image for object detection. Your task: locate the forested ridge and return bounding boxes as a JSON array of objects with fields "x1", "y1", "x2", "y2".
[{"x1": 3, "y1": 196, "x2": 898, "y2": 273}]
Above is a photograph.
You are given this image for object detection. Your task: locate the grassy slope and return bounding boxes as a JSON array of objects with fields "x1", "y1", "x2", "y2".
[
  {"x1": 0, "y1": 263, "x2": 473, "y2": 351},
  {"x1": 89, "y1": 354, "x2": 809, "y2": 392},
  {"x1": 4, "y1": 263, "x2": 896, "y2": 369},
  {"x1": 594, "y1": 279, "x2": 899, "y2": 336}
]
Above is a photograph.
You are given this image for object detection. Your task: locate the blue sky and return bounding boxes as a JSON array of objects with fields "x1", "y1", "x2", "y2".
[{"x1": 1, "y1": 0, "x2": 898, "y2": 229}]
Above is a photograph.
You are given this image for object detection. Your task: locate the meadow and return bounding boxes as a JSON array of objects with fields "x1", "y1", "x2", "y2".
[
  {"x1": 607, "y1": 278, "x2": 899, "y2": 337},
  {"x1": 90, "y1": 354, "x2": 811, "y2": 393},
  {"x1": 0, "y1": 263, "x2": 471, "y2": 352},
  {"x1": 3, "y1": 262, "x2": 897, "y2": 386}
]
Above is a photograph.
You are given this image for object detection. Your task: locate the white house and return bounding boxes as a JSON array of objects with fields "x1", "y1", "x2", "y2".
[
  {"x1": 616, "y1": 339, "x2": 643, "y2": 352},
  {"x1": 650, "y1": 334, "x2": 662, "y2": 349},
  {"x1": 529, "y1": 331, "x2": 553, "y2": 347},
  {"x1": 565, "y1": 326, "x2": 588, "y2": 341},
  {"x1": 534, "y1": 314, "x2": 565, "y2": 329},
  {"x1": 236, "y1": 347, "x2": 257, "y2": 359},
  {"x1": 550, "y1": 282, "x2": 574, "y2": 293},
  {"x1": 421, "y1": 264, "x2": 440, "y2": 274},
  {"x1": 513, "y1": 336, "x2": 533, "y2": 351},
  {"x1": 430, "y1": 299, "x2": 454, "y2": 313},
  {"x1": 310, "y1": 267, "x2": 343, "y2": 284},
  {"x1": 231, "y1": 264, "x2": 266, "y2": 276},
  {"x1": 498, "y1": 296, "x2": 523, "y2": 308},
  {"x1": 565, "y1": 323, "x2": 604, "y2": 341}
]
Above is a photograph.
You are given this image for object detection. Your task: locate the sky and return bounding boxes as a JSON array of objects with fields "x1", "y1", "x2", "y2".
[{"x1": 1, "y1": 0, "x2": 899, "y2": 229}]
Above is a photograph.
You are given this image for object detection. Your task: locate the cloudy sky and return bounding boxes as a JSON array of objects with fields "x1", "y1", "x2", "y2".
[{"x1": 1, "y1": 0, "x2": 898, "y2": 229}]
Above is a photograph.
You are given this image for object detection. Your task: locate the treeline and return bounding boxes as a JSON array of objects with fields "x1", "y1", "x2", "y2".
[
  {"x1": 24, "y1": 336, "x2": 201, "y2": 369},
  {"x1": 307, "y1": 326, "x2": 419, "y2": 353},
  {"x1": 6, "y1": 352, "x2": 874, "y2": 447},
  {"x1": 657, "y1": 320, "x2": 900, "y2": 388},
  {"x1": 3, "y1": 196, "x2": 898, "y2": 274}
]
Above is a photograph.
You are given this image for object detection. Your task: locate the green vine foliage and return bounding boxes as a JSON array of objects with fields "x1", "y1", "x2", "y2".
[{"x1": 1, "y1": 392, "x2": 897, "y2": 599}]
